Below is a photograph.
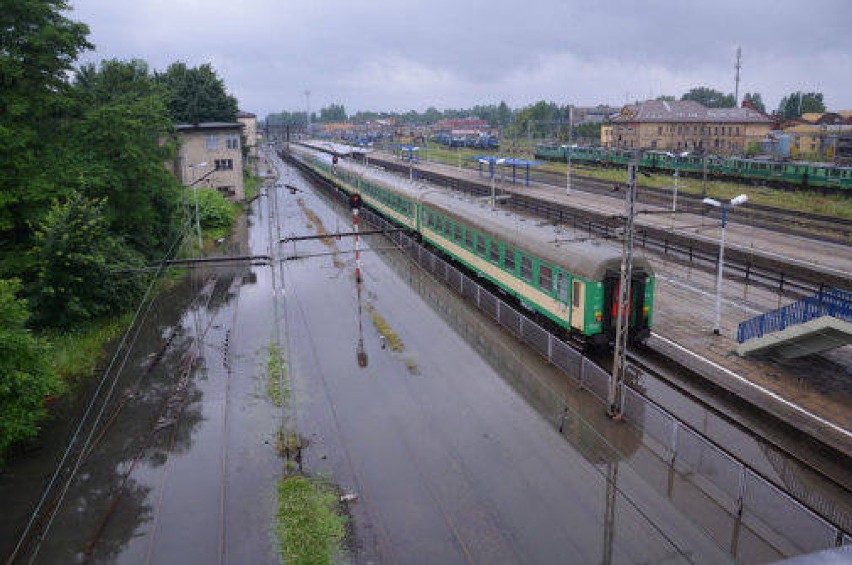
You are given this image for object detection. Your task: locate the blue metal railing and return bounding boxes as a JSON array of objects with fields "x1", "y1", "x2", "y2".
[{"x1": 737, "y1": 287, "x2": 852, "y2": 343}]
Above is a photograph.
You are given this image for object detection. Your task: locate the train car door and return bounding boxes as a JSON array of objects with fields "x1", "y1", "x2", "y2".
[{"x1": 571, "y1": 279, "x2": 585, "y2": 332}]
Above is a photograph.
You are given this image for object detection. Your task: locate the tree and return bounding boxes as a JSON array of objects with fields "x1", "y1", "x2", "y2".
[
  {"x1": 777, "y1": 92, "x2": 826, "y2": 119},
  {"x1": 0, "y1": 0, "x2": 91, "y2": 276},
  {"x1": 655, "y1": 95, "x2": 677, "y2": 102},
  {"x1": 60, "y1": 59, "x2": 185, "y2": 259},
  {"x1": 0, "y1": 279, "x2": 61, "y2": 457},
  {"x1": 30, "y1": 194, "x2": 147, "y2": 328},
  {"x1": 319, "y1": 104, "x2": 347, "y2": 123},
  {"x1": 156, "y1": 62, "x2": 238, "y2": 123},
  {"x1": 496, "y1": 101, "x2": 513, "y2": 128},
  {"x1": 742, "y1": 92, "x2": 766, "y2": 113},
  {"x1": 681, "y1": 87, "x2": 736, "y2": 108}
]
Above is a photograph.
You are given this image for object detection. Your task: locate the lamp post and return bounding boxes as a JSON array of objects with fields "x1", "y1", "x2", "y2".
[
  {"x1": 189, "y1": 162, "x2": 209, "y2": 251},
  {"x1": 703, "y1": 194, "x2": 748, "y2": 335}
]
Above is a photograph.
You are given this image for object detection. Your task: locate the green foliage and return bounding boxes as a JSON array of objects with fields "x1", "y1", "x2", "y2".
[
  {"x1": 742, "y1": 92, "x2": 766, "y2": 113},
  {"x1": 573, "y1": 121, "x2": 602, "y2": 142},
  {"x1": 195, "y1": 188, "x2": 236, "y2": 230},
  {"x1": 275, "y1": 475, "x2": 346, "y2": 565},
  {"x1": 0, "y1": 279, "x2": 60, "y2": 457},
  {"x1": 777, "y1": 91, "x2": 826, "y2": 119},
  {"x1": 0, "y1": 0, "x2": 92, "y2": 272},
  {"x1": 681, "y1": 86, "x2": 736, "y2": 108},
  {"x1": 30, "y1": 193, "x2": 147, "y2": 328},
  {"x1": 745, "y1": 142, "x2": 761, "y2": 157},
  {"x1": 266, "y1": 343, "x2": 288, "y2": 407},
  {"x1": 318, "y1": 103, "x2": 347, "y2": 123},
  {"x1": 47, "y1": 315, "x2": 131, "y2": 382},
  {"x1": 655, "y1": 95, "x2": 677, "y2": 102},
  {"x1": 156, "y1": 62, "x2": 238, "y2": 123}
]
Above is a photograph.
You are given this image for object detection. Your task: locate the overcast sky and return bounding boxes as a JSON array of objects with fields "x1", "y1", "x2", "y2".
[{"x1": 68, "y1": 0, "x2": 852, "y2": 119}]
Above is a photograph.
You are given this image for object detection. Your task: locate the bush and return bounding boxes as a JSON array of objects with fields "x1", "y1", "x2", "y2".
[
  {"x1": 0, "y1": 279, "x2": 61, "y2": 458},
  {"x1": 195, "y1": 187, "x2": 236, "y2": 230}
]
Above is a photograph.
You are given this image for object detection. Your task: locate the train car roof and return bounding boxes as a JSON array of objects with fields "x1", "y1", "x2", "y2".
[{"x1": 294, "y1": 146, "x2": 653, "y2": 281}]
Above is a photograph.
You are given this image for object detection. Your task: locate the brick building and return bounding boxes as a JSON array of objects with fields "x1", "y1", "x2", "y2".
[{"x1": 610, "y1": 100, "x2": 772, "y2": 154}]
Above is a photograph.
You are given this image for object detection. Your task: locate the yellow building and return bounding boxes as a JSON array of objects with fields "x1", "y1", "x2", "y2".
[
  {"x1": 600, "y1": 125, "x2": 613, "y2": 147},
  {"x1": 610, "y1": 100, "x2": 772, "y2": 154},
  {"x1": 174, "y1": 122, "x2": 245, "y2": 200},
  {"x1": 237, "y1": 111, "x2": 258, "y2": 152},
  {"x1": 784, "y1": 123, "x2": 852, "y2": 161}
]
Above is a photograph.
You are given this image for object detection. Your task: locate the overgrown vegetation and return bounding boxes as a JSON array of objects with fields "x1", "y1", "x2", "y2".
[
  {"x1": 366, "y1": 304, "x2": 405, "y2": 351},
  {"x1": 0, "y1": 280, "x2": 61, "y2": 458},
  {"x1": 275, "y1": 475, "x2": 347, "y2": 565},
  {"x1": 0, "y1": 1, "x2": 242, "y2": 457},
  {"x1": 266, "y1": 343, "x2": 288, "y2": 407},
  {"x1": 47, "y1": 314, "x2": 132, "y2": 383},
  {"x1": 244, "y1": 168, "x2": 262, "y2": 201}
]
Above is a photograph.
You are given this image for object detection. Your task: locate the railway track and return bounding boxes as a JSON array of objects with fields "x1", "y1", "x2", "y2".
[
  {"x1": 355, "y1": 153, "x2": 851, "y2": 300},
  {"x1": 527, "y1": 165, "x2": 852, "y2": 244}
]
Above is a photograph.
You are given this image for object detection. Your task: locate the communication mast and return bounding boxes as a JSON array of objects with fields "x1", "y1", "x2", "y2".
[{"x1": 734, "y1": 47, "x2": 742, "y2": 106}]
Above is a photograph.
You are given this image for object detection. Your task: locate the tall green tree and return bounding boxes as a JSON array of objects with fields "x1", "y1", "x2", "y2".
[
  {"x1": 30, "y1": 194, "x2": 147, "y2": 328},
  {"x1": 496, "y1": 101, "x2": 513, "y2": 128},
  {"x1": 777, "y1": 91, "x2": 826, "y2": 119},
  {"x1": 0, "y1": 279, "x2": 60, "y2": 457},
  {"x1": 742, "y1": 92, "x2": 766, "y2": 113},
  {"x1": 63, "y1": 59, "x2": 185, "y2": 258},
  {"x1": 156, "y1": 62, "x2": 238, "y2": 123},
  {"x1": 681, "y1": 86, "x2": 736, "y2": 108},
  {"x1": 0, "y1": 0, "x2": 91, "y2": 276},
  {"x1": 319, "y1": 103, "x2": 347, "y2": 123}
]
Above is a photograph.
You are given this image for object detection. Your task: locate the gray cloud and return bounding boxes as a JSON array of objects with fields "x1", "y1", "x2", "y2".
[{"x1": 69, "y1": 0, "x2": 852, "y2": 117}]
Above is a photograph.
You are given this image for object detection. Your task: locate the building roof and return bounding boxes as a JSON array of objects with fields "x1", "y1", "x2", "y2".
[
  {"x1": 176, "y1": 122, "x2": 244, "y2": 132},
  {"x1": 611, "y1": 100, "x2": 771, "y2": 124},
  {"x1": 237, "y1": 111, "x2": 256, "y2": 118}
]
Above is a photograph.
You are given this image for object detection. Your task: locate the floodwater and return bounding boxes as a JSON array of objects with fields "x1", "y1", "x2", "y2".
[{"x1": 0, "y1": 149, "x2": 840, "y2": 564}]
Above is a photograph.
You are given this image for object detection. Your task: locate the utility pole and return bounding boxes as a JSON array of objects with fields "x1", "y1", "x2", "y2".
[
  {"x1": 734, "y1": 47, "x2": 742, "y2": 106},
  {"x1": 608, "y1": 160, "x2": 637, "y2": 419},
  {"x1": 305, "y1": 89, "x2": 311, "y2": 132}
]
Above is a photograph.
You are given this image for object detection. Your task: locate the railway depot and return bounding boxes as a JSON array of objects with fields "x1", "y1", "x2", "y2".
[{"x1": 294, "y1": 140, "x2": 852, "y2": 456}]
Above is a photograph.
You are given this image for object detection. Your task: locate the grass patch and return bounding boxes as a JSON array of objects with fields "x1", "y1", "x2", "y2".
[
  {"x1": 366, "y1": 304, "x2": 404, "y2": 352},
  {"x1": 275, "y1": 475, "x2": 347, "y2": 565},
  {"x1": 403, "y1": 357, "x2": 420, "y2": 375},
  {"x1": 266, "y1": 342, "x2": 288, "y2": 407},
  {"x1": 46, "y1": 314, "x2": 133, "y2": 383},
  {"x1": 244, "y1": 168, "x2": 262, "y2": 201}
]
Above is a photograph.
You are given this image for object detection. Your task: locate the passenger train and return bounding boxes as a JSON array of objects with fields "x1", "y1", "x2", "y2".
[
  {"x1": 290, "y1": 146, "x2": 655, "y2": 347},
  {"x1": 534, "y1": 144, "x2": 852, "y2": 192}
]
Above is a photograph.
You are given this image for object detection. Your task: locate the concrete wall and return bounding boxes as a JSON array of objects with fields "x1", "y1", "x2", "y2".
[{"x1": 176, "y1": 127, "x2": 244, "y2": 200}]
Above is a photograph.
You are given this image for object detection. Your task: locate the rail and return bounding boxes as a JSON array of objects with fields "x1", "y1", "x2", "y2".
[
  {"x1": 284, "y1": 150, "x2": 852, "y2": 557},
  {"x1": 737, "y1": 287, "x2": 852, "y2": 343}
]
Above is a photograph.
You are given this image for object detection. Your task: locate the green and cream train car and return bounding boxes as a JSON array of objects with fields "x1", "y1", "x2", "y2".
[{"x1": 293, "y1": 148, "x2": 655, "y2": 347}]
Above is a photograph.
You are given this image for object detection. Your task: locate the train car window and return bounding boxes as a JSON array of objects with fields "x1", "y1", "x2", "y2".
[
  {"x1": 489, "y1": 241, "x2": 501, "y2": 263},
  {"x1": 454, "y1": 223, "x2": 462, "y2": 242},
  {"x1": 443, "y1": 217, "x2": 452, "y2": 235},
  {"x1": 464, "y1": 228, "x2": 473, "y2": 248},
  {"x1": 504, "y1": 248, "x2": 516, "y2": 272},
  {"x1": 476, "y1": 235, "x2": 487, "y2": 256},
  {"x1": 520, "y1": 255, "x2": 533, "y2": 282},
  {"x1": 572, "y1": 280, "x2": 582, "y2": 308},
  {"x1": 556, "y1": 273, "x2": 569, "y2": 302},
  {"x1": 539, "y1": 265, "x2": 553, "y2": 293}
]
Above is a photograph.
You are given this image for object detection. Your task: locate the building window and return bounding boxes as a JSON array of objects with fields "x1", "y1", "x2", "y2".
[
  {"x1": 205, "y1": 135, "x2": 219, "y2": 151},
  {"x1": 736, "y1": 127, "x2": 740, "y2": 136},
  {"x1": 226, "y1": 135, "x2": 240, "y2": 150},
  {"x1": 214, "y1": 159, "x2": 234, "y2": 170},
  {"x1": 658, "y1": 126, "x2": 663, "y2": 135}
]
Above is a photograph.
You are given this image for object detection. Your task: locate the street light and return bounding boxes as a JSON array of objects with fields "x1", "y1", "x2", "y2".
[
  {"x1": 188, "y1": 161, "x2": 209, "y2": 251},
  {"x1": 703, "y1": 193, "x2": 748, "y2": 335}
]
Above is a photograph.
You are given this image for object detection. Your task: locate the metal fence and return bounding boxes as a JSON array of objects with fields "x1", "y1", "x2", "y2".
[
  {"x1": 359, "y1": 207, "x2": 849, "y2": 559},
  {"x1": 738, "y1": 287, "x2": 852, "y2": 343},
  {"x1": 291, "y1": 153, "x2": 850, "y2": 559}
]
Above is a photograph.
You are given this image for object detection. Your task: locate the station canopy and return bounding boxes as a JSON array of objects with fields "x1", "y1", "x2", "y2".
[{"x1": 473, "y1": 155, "x2": 543, "y2": 186}]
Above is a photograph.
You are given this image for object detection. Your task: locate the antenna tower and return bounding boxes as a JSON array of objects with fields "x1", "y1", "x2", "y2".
[{"x1": 734, "y1": 47, "x2": 742, "y2": 106}]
